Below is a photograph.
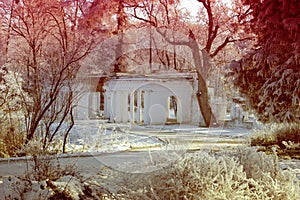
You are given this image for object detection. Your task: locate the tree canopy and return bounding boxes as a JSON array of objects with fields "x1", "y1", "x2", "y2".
[
  {"x1": 0, "y1": 0, "x2": 97, "y2": 153},
  {"x1": 2, "y1": 0, "x2": 289, "y2": 155},
  {"x1": 230, "y1": 0, "x2": 300, "y2": 123}
]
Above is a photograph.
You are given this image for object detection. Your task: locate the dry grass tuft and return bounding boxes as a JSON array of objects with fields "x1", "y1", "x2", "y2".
[
  {"x1": 111, "y1": 148, "x2": 299, "y2": 200},
  {"x1": 251, "y1": 123, "x2": 300, "y2": 158}
]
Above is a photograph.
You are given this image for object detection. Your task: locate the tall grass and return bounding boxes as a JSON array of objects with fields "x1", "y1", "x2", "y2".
[
  {"x1": 251, "y1": 123, "x2": 300, "y2": 158},
  {"x1": 113, "y1": 148, "x2": 299, "y2": 200}
]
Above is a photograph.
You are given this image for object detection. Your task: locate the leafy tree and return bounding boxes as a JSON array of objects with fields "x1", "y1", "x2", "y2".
[
  {"x1": 0, "y1": 0, "x2": 96, "y2": 153},
  {"x1": 78, "y1": 0, "x2": 131, "y2": 73},
  {"x1": 124, "y1": 0, "x2": 251, "y2": 126},
  {"x1": 229, "y1": 0, "x2": 300, "y2": 123},
  {"x1": 0, "y1": 68, "x2": 32, "y2": 157},
  {"x1": 79, "y1": 0, "x2": 252, "y2": 127}
]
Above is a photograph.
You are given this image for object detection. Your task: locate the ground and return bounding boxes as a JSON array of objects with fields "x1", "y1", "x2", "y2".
[{"x1": 0, "y1": 120, "x2": 299, "y2": 199}]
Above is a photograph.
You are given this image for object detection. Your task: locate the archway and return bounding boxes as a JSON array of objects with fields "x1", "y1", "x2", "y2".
[{"x1": 167, "y1": 95, "x2": 178, "y2": 123}]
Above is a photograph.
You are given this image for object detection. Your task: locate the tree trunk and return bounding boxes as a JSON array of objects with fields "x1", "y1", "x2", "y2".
[
  {"x1": 114, "y1": 0, "x2": 127, "y2": 73},
  {"x1": 196, "y1": 71, "x2": 217, "y2": 126},
  {"x1": 156, "y1": 28, "x2": 217, "y2": 127},
  {"x1": 189, "y1": 31, "x2": 217, "y2": 127},
  {"x1": 63, "y1": 107, "x2": 74, "y2": 153}
]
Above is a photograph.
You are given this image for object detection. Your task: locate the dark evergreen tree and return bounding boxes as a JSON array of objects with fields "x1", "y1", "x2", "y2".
[{"x1": 230, "y1": 0, "x2": 300, "y2": 123}]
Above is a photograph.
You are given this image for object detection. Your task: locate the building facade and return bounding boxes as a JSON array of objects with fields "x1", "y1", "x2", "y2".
[{"x1": 74, "y1": 72, "x2": 226, "y2": 126}]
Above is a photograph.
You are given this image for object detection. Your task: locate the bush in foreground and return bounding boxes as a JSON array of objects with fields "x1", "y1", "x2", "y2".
[
  {"x1": 251, "y1": 123, "x2": 300, "y2": 158},
  {"x1": 115, "y1": 148, "x2": 299, "y2": 200},
  {"x1": 0, "y1": 69, "x2": 31, "y2": 158},
  {"x1": 2, "y1": 148, "x2": 299, "y2": 199},
  {"x1": 2, "y1": 145, "x2": 108, "y2": 200}
]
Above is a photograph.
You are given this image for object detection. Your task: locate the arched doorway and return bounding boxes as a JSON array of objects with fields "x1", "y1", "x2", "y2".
[
  {"x1": 167, "y1": 95, "x2": 178, "y2": 123},
  {"x1": 129, "y1": 90, "x2": 145, "y2": 124}
]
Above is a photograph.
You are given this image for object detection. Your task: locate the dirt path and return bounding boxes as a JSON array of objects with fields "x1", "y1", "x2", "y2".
[{"x1": 0, "y1": 125, "x2": 299, "y2": 179}]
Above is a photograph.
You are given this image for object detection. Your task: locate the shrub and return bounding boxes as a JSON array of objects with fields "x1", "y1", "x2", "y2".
[
  {"x1": 251, "y1": 123, "x2": 300, "y2": 158},
  {"x1": 114, "y1": 148, "x2": 299, "y2": 200},
  {"x1": 0, "y1": 68, "x2": 32, "y2": 157},
  {"x1": 3, "y1": 148, "x2": 299, "y2": 199},
  {"x1": 3, "y1": 150, "x2": 79, "y2": 199},
  {"x1": 22, "y1": 141, "x2": 77, "y2": 182},
  {"x1": 0, "y1": 125, "x2": 25, "y2": 158}
]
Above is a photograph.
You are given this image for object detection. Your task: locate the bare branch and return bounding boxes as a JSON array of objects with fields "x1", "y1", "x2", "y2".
[
  {"x1": 156, "y1": 27, "x2": 191, "y2": 46},
  {"x1": 210, "y1": 36, "x2": 229, "y2": 57},
  {"x1": 197, "y1": 0, "x2": 215, "y2": 52},
  {"x1": 159, "y1": 0, "x2": 170, "y2": 25},
  {"x1": 132, "y1": 7, "x2": 156, "y2": 26}
]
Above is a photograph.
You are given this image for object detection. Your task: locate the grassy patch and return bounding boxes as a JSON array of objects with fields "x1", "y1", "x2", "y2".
[
  {"x1": 251, "y1": 123, "x2": 300, "y2": 158},
  {"x1": 2, "y1": 148, "x2": 299, "y2": 199},
  {"x1": 112, "y1": 148, "x2": 299, "y2": 200}
]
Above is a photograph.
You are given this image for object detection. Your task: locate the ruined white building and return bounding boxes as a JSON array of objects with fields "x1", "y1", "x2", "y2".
[{"x1": 74, "y1": 72, "x2": 226, "y2": 126}]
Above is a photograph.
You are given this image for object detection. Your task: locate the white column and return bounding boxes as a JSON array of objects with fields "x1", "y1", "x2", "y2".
[
  {"x1": 144, "y1": 90, "x2": 150, "y2": 125},
  {"x1": 104, "y1": 92, "x2": 109, "y2": 118},
  {"x1": 130, "y1": 92, "x2": 135, "y2": 124},
  {"x1": 122, "y1": 91, "x2": 129, "y2": 122},
  {"x1": 109, "y1": 91, "x2": 115, "y2": 123},
  {"x1": 75, "y1": 92, "x2": 89, "y2": 120},
  {"x1": 136, "y1": 90, "x2": 142, "y2": 123},
  {"x1": 176, "y1": 97, "x2": 182, "y2": 123},
  {"x1": 96, "y1": 92, "x2": 100, "y2": 116},
  {"x1": 103, "y1": 92, "x2": 109, "y2": 118},
  {"x1": 115, "y1": 91, "x2": 122, "y2": 123},
  {"x1": 88, "y1": 92, "x2": 97, "y2": 119}
]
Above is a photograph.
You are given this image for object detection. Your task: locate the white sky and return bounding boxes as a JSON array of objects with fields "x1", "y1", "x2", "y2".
[
  {"x1": 180, "y1": 0, "x2": 232, "y2": 17},
  {"x1": 180, "y1": 0, "x2": 201, "y2": 17}
]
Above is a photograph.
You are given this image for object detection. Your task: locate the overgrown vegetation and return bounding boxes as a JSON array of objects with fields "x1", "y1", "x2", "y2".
[
  {"x1": 251, "y1": 123, "x2": 300, "y2": 159},
  {"x1": 0, "y1": 69, "x2": 31, "y2": 157},
  {"x1": 2, "y1": 148, "x2": 299, "y2": 199},
  {"x1": 229, "y1": 0, "x2": 300, "y2": 123},
  {"x1": 0, "y1": 0, "x2": 96, "y2": 156},
  {"x1": 3, "y1": 149, "x2": 88, "y2": 199},
  {"x1": 112, "y1": 148, "x2": 299, "y2": 199}
]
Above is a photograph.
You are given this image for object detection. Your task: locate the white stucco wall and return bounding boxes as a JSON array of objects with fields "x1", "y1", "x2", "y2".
[
  {"x1": 74, "y1": 92, "x2": 89, "y2": 120},
  {"x1": 73, "y1": 73, "x2": 223, "y2": 126},
  {"x1": 101, "y1": 74, "x2": 199, "y2": 125}
]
